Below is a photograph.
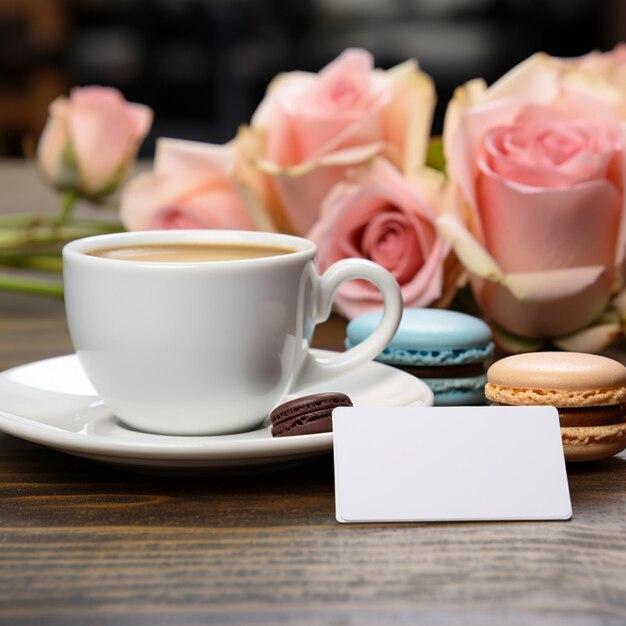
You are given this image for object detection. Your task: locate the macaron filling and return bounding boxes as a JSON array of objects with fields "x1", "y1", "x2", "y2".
[
  {"x1": 402, "y1": 363, "x2": 486, "y2": 378},
  {"x1": 557, "y1": 404, "x2": 625, "y2": 427},
  {"x1": 490, "y1": 401, "x2": 625, "y2": 427}
]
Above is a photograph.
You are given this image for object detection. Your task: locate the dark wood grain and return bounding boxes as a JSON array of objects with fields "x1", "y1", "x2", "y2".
[{"x1": 1, "y1": 291, "x2": 626, "y2": 626}]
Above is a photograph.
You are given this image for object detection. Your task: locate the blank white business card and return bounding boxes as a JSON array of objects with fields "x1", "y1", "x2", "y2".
[{"x1": 333, "y1": 406, "x2": 572, "y2": 523}]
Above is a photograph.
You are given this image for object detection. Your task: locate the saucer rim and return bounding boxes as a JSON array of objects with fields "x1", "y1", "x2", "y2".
[{"x1": 0, "y1": 351, "x2": 433, "y2": 461}]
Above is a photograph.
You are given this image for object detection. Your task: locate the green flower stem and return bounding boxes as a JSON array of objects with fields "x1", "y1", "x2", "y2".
[
  {"x1": 0, "y1": 242, "x2": 64, "y2": 257},
  {"x1": 0, "y1": 254, "x2": 63, "y2": 273},
  {"x1": 0, "y1": 213, "x2": 123, "y2": 229},
  {"x1": 0, "y1": 221, "x2": 125, "y2": 250},
  {"x1": 0, "y1": 273, "x2": 63, "y2": 298},
  {"x1": 55, "y1": 191, "x2": 77, "y2": 226},
  {"x1": 0, "y1": 215, "x2": 42, "y2": 228},
  {"x1": 0, "y1": 214, "x2": 125, "y2": 297}
]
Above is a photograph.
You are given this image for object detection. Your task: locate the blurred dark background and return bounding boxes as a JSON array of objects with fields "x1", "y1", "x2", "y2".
[{"x1": 1, "y1": 0, "x2": 624, "y2": 157}]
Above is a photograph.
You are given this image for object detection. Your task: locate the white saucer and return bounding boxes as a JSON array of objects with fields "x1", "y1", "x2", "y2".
[{"x1": 0, "y1": 350, "x2": 434, "y2": 474}]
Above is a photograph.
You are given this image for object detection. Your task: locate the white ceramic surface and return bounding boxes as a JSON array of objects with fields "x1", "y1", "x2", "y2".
[
  {"x1": 0, "y1": 351, "x2": 434, "y2": 474},
  {"x1": 63, "y1": 230, "x2": 402, "y2": 435}
]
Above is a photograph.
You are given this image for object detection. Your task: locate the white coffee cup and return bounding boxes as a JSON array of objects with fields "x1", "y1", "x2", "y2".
[{"x1": 63, "y1": 230, "x2": 402, "y2": 435}]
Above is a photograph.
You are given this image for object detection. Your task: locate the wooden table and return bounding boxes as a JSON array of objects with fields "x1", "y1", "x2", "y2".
[{"x1": 1, "y1": 164, "x2": 626, "y2": 625}]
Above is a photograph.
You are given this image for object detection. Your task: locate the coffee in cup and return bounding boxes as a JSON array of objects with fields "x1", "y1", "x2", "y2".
[{"x1": 87, "y1": 242, "x2": 295, "y2": 263}]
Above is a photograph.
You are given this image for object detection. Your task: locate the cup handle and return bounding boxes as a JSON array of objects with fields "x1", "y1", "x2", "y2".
[{"x1": 291, "y1": 258, "x2": 402, "y2": 392}]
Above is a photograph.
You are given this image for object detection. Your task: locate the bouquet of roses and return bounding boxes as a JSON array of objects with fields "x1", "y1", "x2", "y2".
[{"x1": 9, "y1": 46, "x2": 626, "y2": 353}]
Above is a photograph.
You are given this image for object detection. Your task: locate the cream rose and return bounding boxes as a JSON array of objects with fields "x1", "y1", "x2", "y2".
[
  {"x1": 238, "y1": 48, "x2": 435, "y2": 235},
  {"x1": 440, "y1": 53, "x2": 626, "y2": 350}
]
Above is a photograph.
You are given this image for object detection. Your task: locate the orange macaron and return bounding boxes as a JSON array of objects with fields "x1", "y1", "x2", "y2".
[{"x1": 485, "y1": 352, "x2": 626, "y2": 462}]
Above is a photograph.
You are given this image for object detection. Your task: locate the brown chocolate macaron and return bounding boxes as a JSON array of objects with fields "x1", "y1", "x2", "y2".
[{"x1": 270, "y1": 392, "x2": 353, "y2": 437}]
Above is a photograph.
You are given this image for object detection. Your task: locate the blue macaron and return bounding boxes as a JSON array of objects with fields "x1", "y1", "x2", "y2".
[{"x1": 346, "y1": 308, "x2": 494, "y2": 406}]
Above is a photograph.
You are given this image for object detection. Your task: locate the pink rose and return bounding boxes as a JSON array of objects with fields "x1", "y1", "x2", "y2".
[
  {"x1": 440, "y1": 53, "x2": 626, "y2": 350},
  {"x1": 238, "y1": 48, "x2": 435, "y2": 235},
  {"x1": 308, "y1": 159, "x2": 452, "y2": 318},
  {"x1": 121, "y1": 138, "x2": 258, "y2": 231},
  {"x1": 37, "y1": 86, "x2": 152, "y2": 197}
]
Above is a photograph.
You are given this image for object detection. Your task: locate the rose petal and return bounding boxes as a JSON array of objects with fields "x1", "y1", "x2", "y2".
[
  {"x1": 68, "y1": 87, "x2": 149, "y2": 193},
  {"x1": 444, "y1": 95, "x2": 528, "y2": 238},
  {"x1": 251, "y1": 71, "x2": 315, "y2": 129},
  {"x1": 482, "y1": 53, "x2": 561, "y2": 104},
  {"x1": 156, "y1": 137, "x2": 236, "y2": 179},
  {"x1": 396, "y1": 237, "x2": 449, "y2": 305},
  {"x1": 127, "y1": 102, "x2": 154, "y2": 141},
  {"x1": 482, "y1": 105, "x2": 621, "y2": 188},
  {"x1": 121, "y1": 138, "x2": 255, "y2": 232},
  {"x1": 562, "y1": 68, "x2": 626, "y2": 112},
  {"x1": 37, "y1": 97, "x2": 69, "y2": 183},
  {"x1": 442, "y1": 210, "x2": 615, "y2": 335},
  {"x1": 288, "y1": 106, "x2": 384, "y2": 164},
  {"x1": 155, "y1": 208, "x2": 204, "y2": 230},
  {"x1": 477, "y1": 169, "x2": 621, "y2": 273},
  {"x1": 257, "y1": 142, "x2": 384, "y2": 176},
  {"x1": 280, "y1": 50, "x2": 386, "y2": 160},
  {"x1": 332, "y1": 237, "x2": 449, "y2": 319},
  {"x1": 234, "y1": 126, "x2": 281, "y2": 231},
  {"x1": 270, "y1": 163, "x2": 364, "y2": 236},
  {"x1": 268, "y1": 51, "x2": 384, "y2": 164},
  {"x1": 471, "y1": 273, "x2": 612, "y2": 337},
  {"x1": 437, "y1": 213, "x2": 610, "y2": 302},
  {"x1": 552, "y1": 322, "x2": 622, "y2": 353},
  {"x1": 436, "y1": 214, "x2": 504, "y2": 284},
  {"x1": 316, "y1": 49, "x2": 376, "y2": 112},
  {"x1": 500, "y1": 267, "x2": 608, "y2": 302},
  {"x1": 309, "y1": 159, "x2": 449, "y2": 318},
  {"x1": 490, "y1": 323, "x2": 545, "y2": 354},
  {"x1": 443, "y1": 55, "x2": 581, "y2": 235},
  {"x1": 361, "y1": 210, "x2": 423, "y2": 282},
  {"x1": 154, "y1": 188, "x2": 256, "y2": 231},
  {"x1": 379, "y1": 59, "x2": 435, "y2": 173}
]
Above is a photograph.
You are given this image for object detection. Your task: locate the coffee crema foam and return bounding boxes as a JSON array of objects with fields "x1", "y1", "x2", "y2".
[{"x1": 87, "y1": 243, "x2": 296, "y2": 263}]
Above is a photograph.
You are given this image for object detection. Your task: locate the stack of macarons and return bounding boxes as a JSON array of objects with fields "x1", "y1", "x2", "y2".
[
  {"x1": 345, "y1": 308, "x2": 494, "y2": 406},
  {"x1": 486, "y1": 352, "x2": 626, "y2": 462}
]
